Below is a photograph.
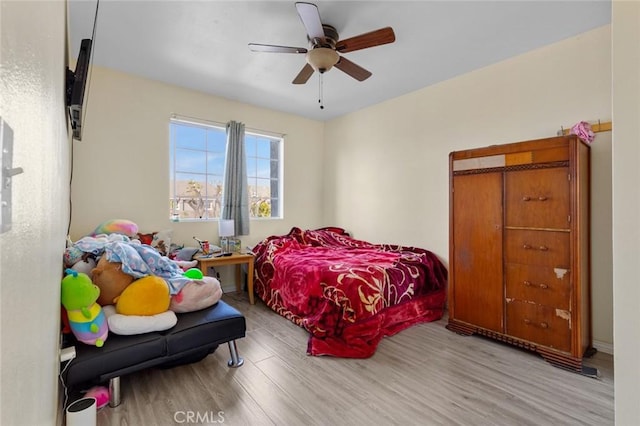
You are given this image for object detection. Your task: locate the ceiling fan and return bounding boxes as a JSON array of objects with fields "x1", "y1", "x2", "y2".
[{"x1": 248, "y1": 2, "x2": 396, "y2": 85}]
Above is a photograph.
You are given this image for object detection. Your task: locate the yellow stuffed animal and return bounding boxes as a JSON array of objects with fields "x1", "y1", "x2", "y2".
[{"x1": 115, "y1": 275, "x2": 170, "y2": 316}]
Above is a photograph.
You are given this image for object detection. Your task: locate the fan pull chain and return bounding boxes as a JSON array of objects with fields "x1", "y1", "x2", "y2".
[{"x1": 318, "y1": 73, "x2": 324, "y2": 110}]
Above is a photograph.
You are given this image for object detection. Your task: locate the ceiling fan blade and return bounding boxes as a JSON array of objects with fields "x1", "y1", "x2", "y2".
[
  {"x1": 292, "y1": 63, "x2": 314, "y2": 84},
  {"x1": 336, "y1": 27, "x2": 396, "y2": 53},
  {"x1": 295, "y1": 2, "x2": 325, "y2": 40},
  {"x1": 248, "y1": 43, "x2": 307, "y2": 54},
  {"x1": 334, "y1": 56, "x2": 372, "y2": 82}
]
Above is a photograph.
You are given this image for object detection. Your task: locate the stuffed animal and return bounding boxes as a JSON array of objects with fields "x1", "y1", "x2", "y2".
[
  {"x1": 136, "y1": 232, "x2": 156, "y2": 245},
  {"x1": 63, "y1": 245, "x2": 84, "y2": 268},
  {"x1": 84, "y1": 386, "x2": 110, "y2": 410},
  {"x1": 169, "y1": 276, "x2": 222, "y2": 313},
  {"x1": 91, "y1": 256, "x2": 134, "y2": 306},
  {"x1": 173, "y1": 259, "x2": 198, "y2": 272},
  {"x1": 91, "y1": 219, "x2": 138, "y2": 237},
  {"x1": 70, "y1": 257, "x2": 97, "y2": 275},
  {"x1": 115, "y1": 275, "x2": 171, "y2": 316},
  {"x1": 103, "y1": 305, "x2": 177, "y2": 336},
  {"x1": 61, "y1": 269, "x2": 108, "y2": 347},
  {"x1": 184, "y1": 268, "x2": 203, "y2": 280}
]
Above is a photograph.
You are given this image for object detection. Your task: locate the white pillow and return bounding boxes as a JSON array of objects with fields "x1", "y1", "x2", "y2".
[{"x1": 103, "y1": 305, "x2": 177, "y2": 335}]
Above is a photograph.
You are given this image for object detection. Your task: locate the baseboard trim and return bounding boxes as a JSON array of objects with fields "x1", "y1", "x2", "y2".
[
  {"x1": 592, "y1": 340, "x2": 613, "y2": 355},
  {"x1": 222, "y1": 284, "x2": 237, "y2": 294}
]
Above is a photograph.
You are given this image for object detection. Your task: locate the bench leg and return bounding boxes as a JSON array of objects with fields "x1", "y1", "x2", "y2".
[
  {"x1": 109, "y1": 376, "x2": 121, "y2": 407},
  {"x1": 227, "y1": 340, "x2": 244, "y2": 368}
]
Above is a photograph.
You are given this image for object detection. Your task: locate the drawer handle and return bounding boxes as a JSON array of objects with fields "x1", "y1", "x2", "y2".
[
  {"x1": 521, "y1": 196, "x2": 548, "y2": 202},
  {"x1": 524, "y1": 318, "x2": 531, "y2": 325},
  {"x1": 523, "y1": 281, "x2": 548, "y2": 289},
  {"x1": 522, "y1": 244, "x2": 549, "y2": 251},
  {"x1": 540, "y1": 322, "x2": 549, "y2": 329}
]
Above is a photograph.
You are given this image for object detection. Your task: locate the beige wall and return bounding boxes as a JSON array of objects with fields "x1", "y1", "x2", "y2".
[
  {"x1": 612, "y1": 1, "x2": 640, "y2": 423},
  {"x1": 324, "y1": 25, "x2": 613, "y2": 349},
  {"x1": 0, "y1": 1, "x2": 69, "y2": 425},
  {"x1": 70, "y1": 67, "x2": 326, "y2": 248}
]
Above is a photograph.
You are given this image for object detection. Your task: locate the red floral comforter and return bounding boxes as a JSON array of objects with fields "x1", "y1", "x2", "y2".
[{"x1": 252, "y1": 227, "x2": 447, "y2": 358}]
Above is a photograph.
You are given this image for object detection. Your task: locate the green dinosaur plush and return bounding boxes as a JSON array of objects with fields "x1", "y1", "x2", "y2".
[{"x1": 61, "y1": 269, "x2": 108, "y2": 347}]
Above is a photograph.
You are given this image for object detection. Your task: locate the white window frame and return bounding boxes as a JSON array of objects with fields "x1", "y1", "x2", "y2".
[
  {"x1": 245, "y1": 130, "x2": 284, "y2": 220},
  {"x1": 169, "y1": 117, "x2": 283, "y2": 221}
]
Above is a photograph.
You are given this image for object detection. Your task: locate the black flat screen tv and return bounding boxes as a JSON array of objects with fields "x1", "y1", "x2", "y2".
[{"x1": 66, "y1": 38, "x2": 92, "y2": 141}]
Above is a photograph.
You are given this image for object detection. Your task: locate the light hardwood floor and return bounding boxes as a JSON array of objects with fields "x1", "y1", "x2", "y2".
[{"x1": 97, "y1": 292, "x2": 614, "y2": 425}]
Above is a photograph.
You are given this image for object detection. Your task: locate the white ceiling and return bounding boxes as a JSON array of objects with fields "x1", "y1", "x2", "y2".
[{"x1": 68, "y1": 1, "x2": 611, "y2": 121}]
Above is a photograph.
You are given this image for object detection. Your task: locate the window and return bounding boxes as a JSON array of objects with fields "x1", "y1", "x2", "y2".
[
  {"x1": 245, "y1": 133, "x2": 282, "y2": 218},
  {"x1": 169, "y1": 118, "x2": 283, "y2": 220}
]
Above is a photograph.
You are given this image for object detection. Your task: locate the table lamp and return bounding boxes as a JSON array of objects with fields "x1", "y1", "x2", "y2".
[{"x1": 218, "y1": 219, "x2": 235, "y2": 254}]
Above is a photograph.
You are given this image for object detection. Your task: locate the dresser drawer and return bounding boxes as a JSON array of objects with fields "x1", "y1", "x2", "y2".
[
  {"x1": 505, "y1": 167, "x2": 570, "y2": 229},
  {"x1": 506, "y1": 301, "x2": 571, "y2": 352},
  {"x1": 505, "y1": 263, "x2": 571, "y2": 310},
  {"x1": 505, "y1": 229, "x2": 569, "y2": 267}
]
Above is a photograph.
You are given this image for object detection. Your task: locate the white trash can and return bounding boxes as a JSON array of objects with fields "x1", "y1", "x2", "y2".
[{"x1": 66, "y1": 397, "x2": 97, "y2": 426}]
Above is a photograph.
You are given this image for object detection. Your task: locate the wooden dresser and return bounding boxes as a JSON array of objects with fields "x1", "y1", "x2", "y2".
[{"x1": 447, "y1": 135, "x2": 592, "y2": 372}]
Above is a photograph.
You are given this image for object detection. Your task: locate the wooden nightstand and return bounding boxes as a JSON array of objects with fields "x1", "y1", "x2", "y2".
[{"x1": 195, "y1": 253, "x2": 256, "y2": 304}]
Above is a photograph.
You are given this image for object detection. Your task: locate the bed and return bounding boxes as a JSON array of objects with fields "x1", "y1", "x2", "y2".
[{"x1": 252, "y1": 227, "x2": 447, "y2": 358}]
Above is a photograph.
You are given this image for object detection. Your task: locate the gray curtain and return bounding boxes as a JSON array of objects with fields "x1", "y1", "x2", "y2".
[{"x1": 222, "y1": 120, "x2": 250, "y2": 235}]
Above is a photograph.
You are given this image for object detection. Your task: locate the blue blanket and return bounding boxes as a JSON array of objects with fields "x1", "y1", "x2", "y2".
[{"x1": 73, "y1": 235, "x2": 190, "y2": 295}]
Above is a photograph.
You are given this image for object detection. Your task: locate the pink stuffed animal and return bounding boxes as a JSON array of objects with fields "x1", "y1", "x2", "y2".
[{"x1": 85, "y1": 385, "x2": 110, "y2": 409}]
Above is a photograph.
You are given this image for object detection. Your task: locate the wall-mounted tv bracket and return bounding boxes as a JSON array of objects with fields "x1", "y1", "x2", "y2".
[{"x1": 0, "y1": 117, "x2": 24, "y2": 234}]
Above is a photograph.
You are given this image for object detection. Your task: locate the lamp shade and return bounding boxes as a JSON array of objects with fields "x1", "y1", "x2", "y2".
[
  {"x1": 306, "y1": 47, "x2": 339, "y2": 72},
  {"x1": 218, "y1": 219, "x2": 235, "y2": 237}
]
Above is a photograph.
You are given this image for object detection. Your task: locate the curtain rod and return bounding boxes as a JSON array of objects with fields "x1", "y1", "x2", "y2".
[{"x1": 170, "y1": 113, "x2": 286, "y2": 138}]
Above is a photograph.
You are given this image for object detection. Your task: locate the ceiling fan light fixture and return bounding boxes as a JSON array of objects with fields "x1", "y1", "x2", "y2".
[
  {"x1": 249, "y1": 3, "x2": 395, "y2": 86},
  {"x1": 306, "y1": 47, "x2": 339, "y2": 73}
]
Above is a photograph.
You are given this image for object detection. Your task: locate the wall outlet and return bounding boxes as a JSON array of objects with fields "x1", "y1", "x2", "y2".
[{"x1": 60, "y1": 346, "x2": 76, "y2": 362}]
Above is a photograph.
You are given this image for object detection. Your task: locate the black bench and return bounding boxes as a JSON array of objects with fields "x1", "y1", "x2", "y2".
[{"x1": 62, "y1": 300, "x2": 246, "y2": 407}]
